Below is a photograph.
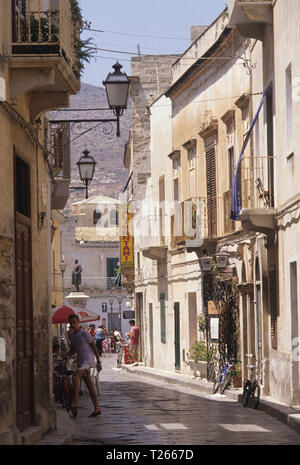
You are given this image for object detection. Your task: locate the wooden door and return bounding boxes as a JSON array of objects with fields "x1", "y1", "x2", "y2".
[
  {"x1": 15, "y1": 215, "x2": 34, "y2": 431},
  {"x1": 149, "y1": 304, "x2": 154, "y2": 368},
  {"x1": 174, "y1": 302, "x2": 181, "y2": 371},
  {"x1": 136, "y1": 293, "x2": 144, "y2": 363},
  {"x1": 188, "y1": 293, "x2": 197, "y2": 349},
  {"x1": 15, "y1": 155, "x2": 34, "y2": 432},
  {"x1": 206, "y1": 146, "x2": 217, "y2": 237}
]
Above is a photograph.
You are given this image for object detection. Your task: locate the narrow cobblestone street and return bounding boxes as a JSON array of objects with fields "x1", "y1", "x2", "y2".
[{"x1": 68, "y1": 355, "x2": 300, "y2": 445}]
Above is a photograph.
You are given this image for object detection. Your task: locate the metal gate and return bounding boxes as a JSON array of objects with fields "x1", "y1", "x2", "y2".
[{"x1": 203, "y1": 273, "x2": 240, "y2": 382}]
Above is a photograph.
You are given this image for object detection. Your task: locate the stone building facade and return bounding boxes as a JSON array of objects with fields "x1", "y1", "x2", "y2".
[
  {"x1": 133, "y1": 11, "x2": 256, "y2": 376},
  {"x1": 229, "y1": 0, "x2": 300, "y2": 406},
  {"x1": 0, "y1": 0, "x2": 80, "y2": 444},
  {"x1": 127, "y1": 1, "x2": 300, "y2": 408},
  {"x1": 123, "y1": 53, "x2": 181, "y2": 362}
]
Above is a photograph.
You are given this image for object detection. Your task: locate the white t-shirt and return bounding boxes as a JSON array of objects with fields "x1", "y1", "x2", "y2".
[{"x1": 114, "y1": 331, "x2": 121, "y2": 340}]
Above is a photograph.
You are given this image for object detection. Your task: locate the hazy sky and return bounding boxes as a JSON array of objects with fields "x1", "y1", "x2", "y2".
[{"x1": 78, "y1": 0, "x2": 227, "y2": 86}]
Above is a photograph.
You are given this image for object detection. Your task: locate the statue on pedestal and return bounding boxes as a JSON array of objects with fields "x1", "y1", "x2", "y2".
[{"x1": 72, "y1": 259, "x2": 82, "y2": 292}]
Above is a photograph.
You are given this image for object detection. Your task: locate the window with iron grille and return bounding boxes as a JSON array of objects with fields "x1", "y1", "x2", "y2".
[
  {"x1": 160, "y1": 293, "x2": 166, "y2": 344},
  {"x1": 106, "y1": 257, "x2": 119, "y2": 289}
]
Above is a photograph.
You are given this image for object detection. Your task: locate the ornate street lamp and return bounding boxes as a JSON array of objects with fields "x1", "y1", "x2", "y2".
[
  {"x1": 103, "y1": 62, "x2": 130, "y2": 137},
  {"x1": 76, "y1": 148, "x2": 97, "y2": 199},
  {"x1": 199, "y1": 256, "x2": 212, "y2": 272},
  {"x1": 215, "y1": 252, "x2": 229, "y2": 269}
]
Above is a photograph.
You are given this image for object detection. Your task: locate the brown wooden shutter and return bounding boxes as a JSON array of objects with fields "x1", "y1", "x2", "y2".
[
  {"x1": 269, "y1": 269, "x2": 278, "y2": 350},
  {"x1": 206, "y1": 146, "x2": 217, "y2": 237}
]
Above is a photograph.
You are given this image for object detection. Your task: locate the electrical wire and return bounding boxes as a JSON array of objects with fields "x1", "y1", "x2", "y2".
[
  {"x1": 88, "y1": 45, "x2": 247, "y2": 62},
  {"x1": 83, "y1": 27, "x2": 190, "y2": 41}
]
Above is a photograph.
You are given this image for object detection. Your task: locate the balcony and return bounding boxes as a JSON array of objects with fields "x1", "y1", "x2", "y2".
[
  {"x1": 240, "y1": 155, "x2": 276, "y2": 234},
  {"x1": 50, "y1": 122, "x2": 71, "y2": 209},
  {"x1": 9, "y1": 0, "x2": 80, "y2": 119},
  {"x1": 228, "y1": 0, "x2": 273, "y2": 40},
  {"x1": 170, "y1": 198, "x2": 219, "y2": 255},
  {"x1": 140, "y1": 215, "x2": 168, "y2": 261}
]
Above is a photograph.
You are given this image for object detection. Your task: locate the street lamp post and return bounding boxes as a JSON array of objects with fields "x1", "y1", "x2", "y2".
[
  {"x1": 59, "y1": 256, "x2": 67, "y2": 297},
  {"x1": 117, "y1": 296, "x2": 124, "y2": 332},
  {"x1": 108, "y1": 296, "x2": 114, "y2": 333}
]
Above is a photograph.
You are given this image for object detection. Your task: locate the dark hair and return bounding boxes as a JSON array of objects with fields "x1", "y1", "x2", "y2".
[
  {"x1": 68, "y1": 314, "x2": 79, "y2": 322},
  {"x1": 75, "y1": 259, "x2": 78, "y2": 264},
  {"x1": 129, "y1": 319, "x2": 135, "y2": 325}
]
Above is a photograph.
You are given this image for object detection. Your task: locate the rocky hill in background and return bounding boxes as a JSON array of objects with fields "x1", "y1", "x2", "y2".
[{"x1": 52, "y1": 83, "x2": 131, "y2": 213}]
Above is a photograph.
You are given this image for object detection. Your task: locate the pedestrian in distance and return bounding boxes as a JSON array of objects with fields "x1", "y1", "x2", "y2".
[
  {"x1": 95, "y1": 325, "x2": 106, "y2": 357},
  {"x1": 63, "y1": 314, "x2": 102, "y2": 418},
  {"x1": 126, "y1": 319, "x2": 140, "y2": 366},
  {"x1": 110, "y1": 329, "x2": 117, "y2": 353},
  {"x1": 88, "y1": 324, "x2": 96, "y2": 338},
  {"x1": 113, "y1": 327, "x2": 121, "y2": 342}
]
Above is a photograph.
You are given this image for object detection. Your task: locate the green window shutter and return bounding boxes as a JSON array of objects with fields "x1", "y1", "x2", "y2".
[
  {"x1": 106, "y1": 257, "x2": 119, "y2": 289},
  {"x1": 160, "y1": 293, "x2": 166, "y2": 344}
]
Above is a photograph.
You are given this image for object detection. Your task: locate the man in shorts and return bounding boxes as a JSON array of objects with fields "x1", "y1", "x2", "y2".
[
  {"x1": 126, "y1": 319, "x2": 140, "y2": 365},
  {"x1": 65, "y1": 314, "x2": 102, "y2": 418}
]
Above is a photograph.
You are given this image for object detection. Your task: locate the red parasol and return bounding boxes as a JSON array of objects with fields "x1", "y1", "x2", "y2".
[{"x1": 52, "y1": 305, "x2": 100, "y2": 324}]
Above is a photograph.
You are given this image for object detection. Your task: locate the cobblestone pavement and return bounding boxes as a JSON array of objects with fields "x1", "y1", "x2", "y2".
[{"x1": 70, "y1": 355, "x2": 300, "y2": 445}]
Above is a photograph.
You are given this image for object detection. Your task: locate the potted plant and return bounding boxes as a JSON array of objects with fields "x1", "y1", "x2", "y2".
[
  {"x1": 187, "y1": 340, "x2": 208, "y2": 378},
  {"x1": 197, "y1": 314, "x2": 206, "y2": 333},
  {"x1": 231, "y1": 361, "x2": 242, "y2": 388}
]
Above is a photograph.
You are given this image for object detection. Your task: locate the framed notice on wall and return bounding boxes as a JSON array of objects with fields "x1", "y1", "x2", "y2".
[
  {"x1": 209, "y1": 315, "x2": 220, "y2": 342},
  {"x1": 123, "y1": 311, "x2": 135, "y2": 320}
]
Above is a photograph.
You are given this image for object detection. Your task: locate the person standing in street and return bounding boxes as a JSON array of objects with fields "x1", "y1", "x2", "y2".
[
  {"x1": 95, "y1": 325, "x2": 106, "y2": 357},
  {"x1": 126, "y1": 319, "x2": 140, "y2": 365},
  {"x1": 65, "y1": 314, "x2": 102, "y2": 418},
  {"x1": 88, "y1": 324, "x2": 96, "y2": 338}
]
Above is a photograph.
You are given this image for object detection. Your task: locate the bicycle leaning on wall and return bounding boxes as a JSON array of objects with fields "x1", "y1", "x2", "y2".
[
  {"x1": 242, "y1": 354, "x2": 267, "y2": 409},
  {"x1": 212, "y1": 358, "x2": 239, "y2": 395}
]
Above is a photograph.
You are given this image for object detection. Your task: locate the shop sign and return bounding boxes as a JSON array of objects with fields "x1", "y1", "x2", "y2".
[
  {"x1": 123, "y1": 311, "x2": 135, "y2": 320},
  {"x1": 120, "y1": 204, "x2": 134, "y2": 271}
]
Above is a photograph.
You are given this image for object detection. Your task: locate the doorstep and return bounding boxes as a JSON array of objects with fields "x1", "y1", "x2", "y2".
[
  {"x1": 35, "y1": 406, "x2": 74, "y2": 445},
  {"x1": 22, "y1": 426, "x2": 42, "y2": 445}
]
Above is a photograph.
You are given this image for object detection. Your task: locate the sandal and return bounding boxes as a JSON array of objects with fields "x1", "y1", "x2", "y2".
[
  {"x1": 70, "y1": 405, "x2": 77, "y2": 418},
  {"x1": 88, "y1": 409, "x2": 101, "y2": 417}
]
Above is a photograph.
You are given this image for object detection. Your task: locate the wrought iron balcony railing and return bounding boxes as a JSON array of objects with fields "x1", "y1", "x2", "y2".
[
  {"x1": 49, "y1": 122, "x2": 71, "y2": 178},
  {"x1": 241, "y1": 156, "x2": 275, "y2": 209},
  {"x1": 11, "y1": 0, "x2": 79, "y2": 77}
]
